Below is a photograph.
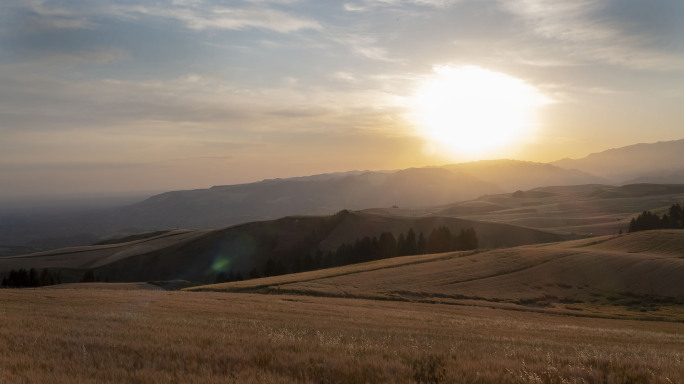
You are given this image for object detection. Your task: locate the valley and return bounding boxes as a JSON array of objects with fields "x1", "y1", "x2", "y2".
[{"x1": 2, "y1": 139, "x2": 684, "y2": 383}]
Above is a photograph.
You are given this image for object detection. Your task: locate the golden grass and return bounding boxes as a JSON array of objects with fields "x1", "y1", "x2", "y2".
[
  {"x1": 0, "y1": 229, "x2": 207, "y2": 271},
  {"x1": 1, "y1": 289, "x2": 683, "y2": 383},
  {"x1": 193, "y1": 250, "x2": 467, "y2": 291},
  {"x1": 45, "y1": 282, "x2": 164, "y2": 290},
  {"x1": 193, "y1": 231, "x2": 684, "y2": 322}
]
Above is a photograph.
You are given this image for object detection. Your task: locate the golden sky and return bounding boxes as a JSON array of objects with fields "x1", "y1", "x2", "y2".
[{"x1": 1, "y1": 0, "x2": 683, "y2": 198}]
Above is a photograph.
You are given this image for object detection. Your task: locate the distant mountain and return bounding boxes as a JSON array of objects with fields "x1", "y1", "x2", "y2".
[
  {"x1": 107, "y1": 167, "x2": 500, "y2": 230},
  {"x1": 121, "y1": 159, "x2": 604, "y2": 232},
  {"x1": 622, "y1": 169, "x2": 684, "y2": 185},
  {"x1": 443, "y1": 159, "x2": 608, "y2": 191},
  {"x1": 552, "y1": 138, "x2": 684, "y2": 183},
  {"x1": 0, "y1": 160, "x2": 619, "y2": 250}
]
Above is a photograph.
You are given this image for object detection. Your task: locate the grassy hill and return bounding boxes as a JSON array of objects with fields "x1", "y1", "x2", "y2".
[
  {"x1": 0, "y1": 211, "x2": 576, "y2": 284},
  {"x1": 0, "y1": 161, "x2": 607, "y2": 252},
  {"x1": 423, "y1": 183, "x2": 684, "y2": 236},
  {"x1": 191, "y1": 229, "x2": 684, "y2": 321}
]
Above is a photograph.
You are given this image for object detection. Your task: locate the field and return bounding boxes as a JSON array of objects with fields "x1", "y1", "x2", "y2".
[
  {"x1": 2, "y1": 289, "x2": 683, "y2": 383},
  {"x1": 192, "y1": 230, "x2": 684, "y2": 322},
  {"x1": 3, "y1": 230, "x2": 683, "y2": 382}
]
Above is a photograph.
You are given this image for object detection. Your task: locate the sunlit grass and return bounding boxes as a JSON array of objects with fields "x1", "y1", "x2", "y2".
[{"x1": 1, "y1": 289, "x2": 682, "y2": 383}]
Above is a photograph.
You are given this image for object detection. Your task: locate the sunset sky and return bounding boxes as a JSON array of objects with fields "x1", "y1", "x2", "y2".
[{"x1": 1, "y1": 0, "x2": 683, "y2": 199}]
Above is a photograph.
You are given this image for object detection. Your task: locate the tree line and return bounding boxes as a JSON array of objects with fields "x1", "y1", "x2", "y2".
[
  {"x1": 629, "y1": 203, "x2": 683, "y2": 233},
  {"x1": 1, "y1": 268, "x2": 62, "y2": 288},
  {"x1": 1, "y1": 268, "x2": 108, "y2": 288},
  {"x1": 250, "y1": 226, "x2": 478, "y2": 279}
]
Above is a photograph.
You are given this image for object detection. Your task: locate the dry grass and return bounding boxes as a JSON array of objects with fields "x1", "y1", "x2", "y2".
[
  {"x1": 0, "y1": 229, "x2": 206, "y2": 271},
  {"x1": 45, "y1": 282, "x2": 164, "y2": 290},
  {"x1": 1, "y1": 289, "x2": 683, "y2": 383},
  {"x1": 191, "y1": 231, "x2": 684, "y2": 322},
  {"x1": 434, "y1": 184, "x2": 684, "y2": 236}
]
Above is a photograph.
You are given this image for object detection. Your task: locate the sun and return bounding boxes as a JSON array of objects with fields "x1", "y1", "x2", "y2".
[{"x1": 410, "y1": 65, "x2": 550, "y2": 159}]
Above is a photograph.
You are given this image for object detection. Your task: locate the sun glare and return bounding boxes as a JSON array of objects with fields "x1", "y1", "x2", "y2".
[{"x1": 410, "y1": 65, "x2": 550, "y2": 159}]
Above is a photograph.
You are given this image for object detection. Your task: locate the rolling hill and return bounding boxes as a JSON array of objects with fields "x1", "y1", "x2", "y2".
[
  {"x1": 423, "y1": 183, "x2": 684, "y2": 236},
  {"x1": 443, "y1": 159, "x2": 608, "y2": 191},
  {"x1": 0, "y1": 161, "x2": 605, "y2": 251},
  {"x1": 192, "y1": 229, "x2": 684, "y2": 321},
  {"x1": 0, "y1": 211, "x2": 579, "y2": 284}
]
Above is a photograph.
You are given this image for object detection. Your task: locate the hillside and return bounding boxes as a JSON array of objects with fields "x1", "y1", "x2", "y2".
[
  {"x1": 0, "y1": 211, "x2": 577, "y2": 285},
  {"x1": 0, "y1": 160, "x2": 606, "y2": 252},
  {"x1": 425, "y1": 183, "x2": 684, "y2": 236},
  {"x1": 444, "y1": 159, "x2": 608, "y2": 191},
  {"x1": 193, "y1": 230, "x2": 684, "y2": 321},
  {"x1": 552, "y1": 138, "x2": 684, "y2": 183},
  {"x1": 111, "y1": 167, "x2": 499, "y2": 229}
]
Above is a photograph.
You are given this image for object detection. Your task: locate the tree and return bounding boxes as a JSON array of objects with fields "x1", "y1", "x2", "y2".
[
  {"x1": 428, "y1": 226, "x2": 452, "y2": 253},
  {"x1": 404, "y1": 228, "x2": 417, "y2": 255},
  {"x1": 80, "y1": 270, "x2": 98, "y2": 283},
  {"x1": 416, "y1": 232, "x2": 427, "y2": 254},
  {"x1": 378, "y1": 232, "x2": 398, "y2": 259},
  {"x1": 456, "y1": 228, "x2": 478, "y2": 250},
  {"x1": 628, "y1": 204, "x2": 684, "y2": 233},
  {"x1": 397, "y1": 233, "x2": 406, "y2": 256}
]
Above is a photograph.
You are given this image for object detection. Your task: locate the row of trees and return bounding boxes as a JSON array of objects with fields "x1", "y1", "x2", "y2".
[
  {"x1": 1, "y1": 268, "x2": 106, "y2": 288},
  {"x1": 249, "y1": 226, "x2": 478, "y2": 279},
  {"x1": 1, "y1": 268, "x2": 62, "y2": 288},
  {"x1": 334, "y1": 226, "x2": 478, "y2": 266},
  {"x1": 629, "y1": 203, "x2": 684, "y2": 232}
]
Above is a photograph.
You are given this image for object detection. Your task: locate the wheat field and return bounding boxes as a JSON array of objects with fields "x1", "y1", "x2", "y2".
[{"x1": 1, "y1": 288, "x2": 682, "y2": 383}]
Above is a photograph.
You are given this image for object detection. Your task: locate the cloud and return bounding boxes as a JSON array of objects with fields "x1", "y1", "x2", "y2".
[
  {"x1": 344, "y1": 0, "x2": 461, "y2": 11},
  {"x1": 11, "y1": 0, "x2": 322, "y2": 34},
  {"x1": 127, "y1": 5, "x2": 321, "y2": 33},
  {"x1": 91, "y1": 1, "x2": 321, "y2": 34},
  {"x1": 499, "y1": 0, "x2": 684, "y2": 70},
  {"x1": 17, "y1": 0, "x2": 97, "y2": 30}
]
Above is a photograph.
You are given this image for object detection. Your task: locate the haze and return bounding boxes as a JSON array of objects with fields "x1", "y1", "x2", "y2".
[{"x1": 1, "y1": 0, "x2": 683, "y2": 199}]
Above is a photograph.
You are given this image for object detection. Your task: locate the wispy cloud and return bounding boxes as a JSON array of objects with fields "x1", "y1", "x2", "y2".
[
  {"x1": 14, "y1": 0, "x2": 321, "y2": 34},
  {"x1": 124, "y1": 4, "x2": 322, "y2": 33},
  {"x1": 20, "y1": 0, "x2": 97, "y2": 29},
  {"x1": 499, "y1": 0, "x2": 684, "y2": 70},
  {"x1": 328, "y1": 33, "x2": 394, "y2": 61}
]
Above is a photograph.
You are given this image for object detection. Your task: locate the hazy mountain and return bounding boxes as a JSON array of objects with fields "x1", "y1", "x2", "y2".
[
  {"x1": 0, "y1": 144, "x2": 676, "y2": 251},
  {"x1": 108, "y1": 167, "x2": 500, "y2": 229},
  {"x1": 100, "y1": 160, "x2": 605, "y2": 233},
  {"x1": 0, "y1": 167, "x2": 499, "y2": 249},
  {"x1": 622, "y1": 169, "x2": 684, "y2": 185},
  {"x1": 443, "y1": 159, "x2": 608, "y2": 191},
  {"x1": 552, "y1": 138, "x2": 684, "y2": 183}
]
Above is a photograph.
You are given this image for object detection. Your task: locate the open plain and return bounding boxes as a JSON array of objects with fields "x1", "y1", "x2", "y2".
[
  {"x1": 3, "y1": 230, "x2": 684, "y2": 383},
  {"x1": 1, "y1": 288, "x2": 683, "y2": 383}
]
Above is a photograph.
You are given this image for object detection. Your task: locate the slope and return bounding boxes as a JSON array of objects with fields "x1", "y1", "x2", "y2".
[
  {"x1": 444, "y1": 159, "x2": 608, "y2": 191},
  {"x1": 0, "y1": 211, "x2": 577, "y2": 284},
  {"x1": 427, "y1": 183, "x2": 684, "y2": 236},
  {"x1": 193, "y1": 230, "x2": 684, "y2": 321}
]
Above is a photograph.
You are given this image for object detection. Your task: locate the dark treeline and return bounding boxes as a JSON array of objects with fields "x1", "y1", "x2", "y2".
[
  {"x1": 2, "y1": 268, "x2": 105, "y2": 288},
  {"x1": 629, "y1": 203, "x2": 684, "y2": 233},
  {"x1": 251, "y1": 225, "x2": 478, "y2": 279},
  {"x1": 215, "y1": 270, "x2": 244, "y2": 284},
  {"x1": 1, "y1": 268, "x2": 62, "y2": 288}
]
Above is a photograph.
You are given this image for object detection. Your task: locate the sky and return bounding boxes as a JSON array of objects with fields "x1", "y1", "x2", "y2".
[{"x1": 1, "y1": 0, "x2": 683, "y2": 199}]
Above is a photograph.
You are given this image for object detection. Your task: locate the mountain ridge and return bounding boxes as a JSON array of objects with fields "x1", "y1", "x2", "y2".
[{"x1": 552, "y1": 138, "x2": 684, "y2": 182}]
